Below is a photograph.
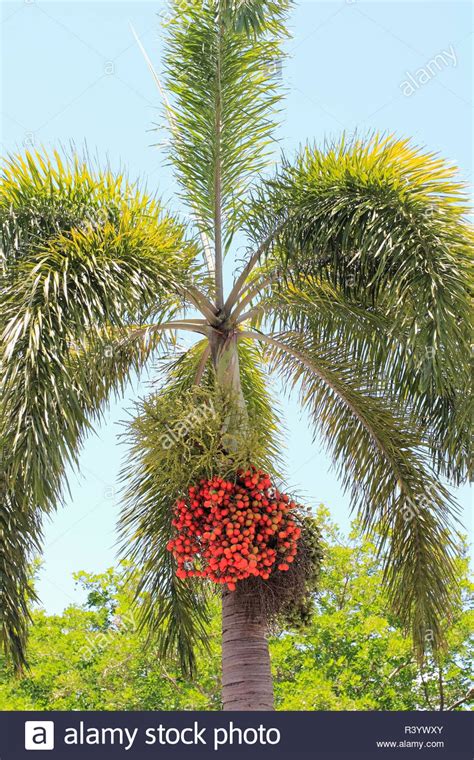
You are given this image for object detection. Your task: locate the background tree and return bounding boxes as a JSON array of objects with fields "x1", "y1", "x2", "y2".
[
  {"x1": 0, "y1": 511, "x2": 471, "y2": 711},
  {"x1": 0, "y1": 0, "x2": 471, "y2": 710}
]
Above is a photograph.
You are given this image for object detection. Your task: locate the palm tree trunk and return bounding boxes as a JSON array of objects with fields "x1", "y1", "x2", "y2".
[
  {"x1": 222, "y1": 588, "x2": 274, "y2": 710},
  {"x1": 211, "y1": 331, "x2": 275, "y2": 711}
]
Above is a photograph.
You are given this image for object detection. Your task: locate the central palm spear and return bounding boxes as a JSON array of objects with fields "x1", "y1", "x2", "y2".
[{"x1": 0, "y1": 1, "x2": 471, "y2": 711}]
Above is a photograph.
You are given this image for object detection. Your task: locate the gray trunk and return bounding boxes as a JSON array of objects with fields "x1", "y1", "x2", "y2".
[
  {"x1": 221, "y1": 588, "x2": 274, "y2": 710},
  {"x1": 211, "y1": 331, "x2": 275, "y2": 711}
]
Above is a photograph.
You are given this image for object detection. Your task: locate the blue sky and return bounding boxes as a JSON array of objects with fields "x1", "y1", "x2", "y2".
[{"x1": 1, "y1": 0, "x2": 472, "y2": 613}]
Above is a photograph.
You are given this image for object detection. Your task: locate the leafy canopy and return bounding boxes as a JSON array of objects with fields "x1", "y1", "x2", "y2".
[{"x1": 1, "y1": 1, "x2": 472, "y2": 676}]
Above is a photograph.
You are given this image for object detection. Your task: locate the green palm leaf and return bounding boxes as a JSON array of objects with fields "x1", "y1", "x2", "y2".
[
  {"x1": 241, "y1": 327, "x2": 459, "y2": 656},
  {"x1": 247, "y1": 134, "x2": 472, "y2": 483},
  {"x1": 163, "y1": 0, "x2": 290, "y2": 254},
  {"x1": 259, "y1": 279, "x2": 472, "y2": 483},
  {"x1": 0, "y1": 150, "x2": 197, "y2": 668},
  {"x1": 0, "y1": 490, "x2": 40, "y2": 671}
]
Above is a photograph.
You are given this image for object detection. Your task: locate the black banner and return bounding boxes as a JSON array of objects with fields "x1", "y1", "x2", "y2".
[{"x1": 0, "y1": 711, "x2": 472, "y2": 759}]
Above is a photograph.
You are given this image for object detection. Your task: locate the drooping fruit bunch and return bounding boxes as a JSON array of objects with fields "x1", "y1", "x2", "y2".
[{"x1": 167, "y1": 468, "x2": 301, "y2": 591}]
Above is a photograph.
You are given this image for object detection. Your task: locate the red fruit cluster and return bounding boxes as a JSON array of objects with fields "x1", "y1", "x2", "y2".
[{"x1": 167, "y1": 468, "x2": 301, "y2": 591}]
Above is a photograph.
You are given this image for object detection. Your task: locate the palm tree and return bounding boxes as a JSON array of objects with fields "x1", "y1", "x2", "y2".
[{"x1": 0, "y1": 1, "x2": 471, "y2": 711}]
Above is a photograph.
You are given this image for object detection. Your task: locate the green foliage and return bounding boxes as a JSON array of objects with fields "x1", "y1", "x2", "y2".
[
  {"x1": 154, "y1": 338, "x2": 283, "y2": 468},
  {"x1": 272, "y1": 509, "x2": 473, "y2": 711},
  {"x1": 221, "y1": 1, "x2": 292, "y2": 36},
  {"x1": 163, "y1": 0, "x2": 291, "y2": 250},
  {"x1": 0, "y1": 150, "x2": 196, "y2": 669},
  {"x1": 0, "y1": 148, "x2": 195, "y2": 495},
  {"x1": 0, "y1": 513, "x2": 471, "y2": 711},
  {"x1": 237, "y1": 136, "x2": 472, "y2": 662},
  {"x1": 0, "y1": 567, "x2": 223, "y2": 710},
  {"x1": 0, "y1": 499, "x2": 40, "y2": 671},
  {"x1": 260, "y1": 327, "x2": 459, "y2": 657},
  {"x1": 124, "y1": 386, "x2": 264, "y2": 495},
  {"x1": 250, "y1": 134, "x2": 472, "y2": 484}
]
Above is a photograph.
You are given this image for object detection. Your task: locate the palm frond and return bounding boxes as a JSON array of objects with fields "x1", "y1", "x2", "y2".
[
  {"x1": 1, "y1": 149, "x2": 195, "y2": 504},
  {"x1": 242, "y1": 328, "x2": 460, "y2": 657},
  {"x1": 263, "y1": 279, "x2": 472, "y2": 483},
  {"x1": 118, "y1": 438, "x2": 212, "y2": 677},
  {"x1": 162, "y1": 0, "x2": 291, "y2": 251},
  {"x1": 248, "y1": 134, "x2": 472, "y2": 482},
  {"x1": 0, "y1": 150, "x2": 196, "y2": 667},
  {"x1": 222, "y1": 0, "x2": 292, "y2": 35},
  {"x1": 0, "y1": 489, "x2": 40, "y2": 672}
]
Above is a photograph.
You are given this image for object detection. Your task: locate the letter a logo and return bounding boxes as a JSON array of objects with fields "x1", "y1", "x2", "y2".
[{"x1": 25, "y1": 721, "x2": 55, "y2": 750}]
